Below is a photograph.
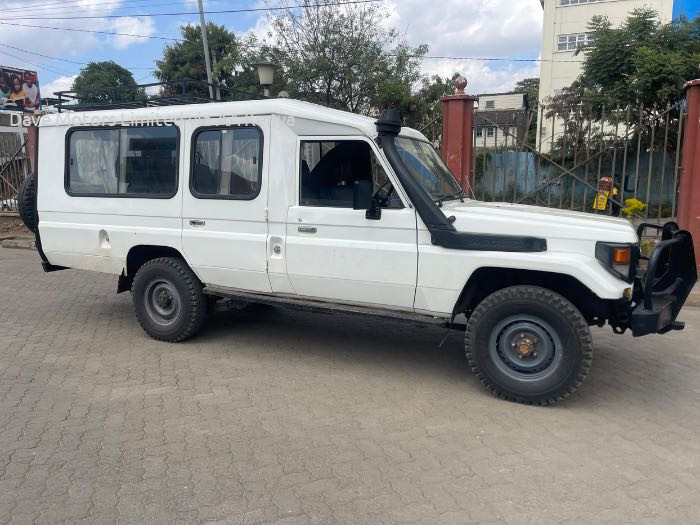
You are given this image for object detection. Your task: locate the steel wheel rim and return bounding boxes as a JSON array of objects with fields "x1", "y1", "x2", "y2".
[
  {"x1": 488, "y1": 315, "x2": 562, "y2": 381},
  {"x1": 144, "y1": 278, "x2": 181, "y2": 327}
]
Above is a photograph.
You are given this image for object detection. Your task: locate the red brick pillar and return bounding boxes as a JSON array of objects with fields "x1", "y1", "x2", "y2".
[
  {"x1": 440, "y1": 76, "x2": 477, "y2": 191},
  {"x1": 678, "y1": 80, "x2": 700, "y2": 269}
]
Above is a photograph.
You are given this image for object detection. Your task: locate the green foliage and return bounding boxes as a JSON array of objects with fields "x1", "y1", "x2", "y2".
[
  {"x1": 404, "y1": 74, "x2": 459, "y2": 130},
  {"x1": 552, "y1": 9, "x2": 700, "y2": 112},
  {"x1": 151, "y1": 1, "x2": 458, "y2": 122},
  {"x1": 261, "y1": 0, "x2": 431, "y2": 116},
  {"x1": 72, "y1": 61, "x2": 143, "y2": 103},
  {"x1": 542, "y1": 10, "x2": 699, "y2": 156},
  {"x1": 514, "y1": 77, "x2": 540, "y2": 146},
  {"x1": 155, "y1": 22, "x2": 259, "y2": 98},
  {"x1": 514, "y1": 78, "x2": 540, "y2": 111}
]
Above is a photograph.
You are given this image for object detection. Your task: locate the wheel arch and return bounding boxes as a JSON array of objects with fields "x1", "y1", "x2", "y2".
[
  {"x1": 453, "y1": 267, "x2": 612, "y2": 324},
  {"x1": 118, "y1": 245, "x2": 188, "y2": 293}
]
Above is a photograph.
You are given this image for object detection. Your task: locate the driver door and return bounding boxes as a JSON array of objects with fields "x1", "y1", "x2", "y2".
[{"x1": 284, "y1": 137, "x2": 418, "y2": 309}]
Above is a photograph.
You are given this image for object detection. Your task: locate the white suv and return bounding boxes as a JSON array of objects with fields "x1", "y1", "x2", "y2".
[{"x1": 19, "y1": 100, "x2": 696, "y2": 405}]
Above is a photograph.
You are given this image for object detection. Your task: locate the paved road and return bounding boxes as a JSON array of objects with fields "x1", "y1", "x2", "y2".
[{"x1": 2, "y1": 246, "x2": 700, "y2": 524}]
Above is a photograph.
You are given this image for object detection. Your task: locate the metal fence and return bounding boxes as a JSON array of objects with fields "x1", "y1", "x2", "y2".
[
  {"x1": 0, "y1": 131, "x2": 30, "y2": 212},
  {"x1": 470, "y1": 101, "x2": 685, "y2": 222}
]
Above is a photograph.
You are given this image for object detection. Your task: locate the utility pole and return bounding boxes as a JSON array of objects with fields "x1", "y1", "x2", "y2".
[
  {"x1": 211, "y1": 52, "x2": 222, "y2": 101},
  {"x1": 197, "y1": 0, "x2": 215, "y2": 100}
]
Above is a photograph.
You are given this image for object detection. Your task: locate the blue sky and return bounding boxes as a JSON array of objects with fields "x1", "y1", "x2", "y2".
[
  {"x1": 2, "y1": 0, "x2": 547, "y2": 98},
  {"x1": 674, "y1": 0, "x2": 700, "y2": 17},
  {"x1": 2, "y1": 0, "x2": 697, "y2": 100}
]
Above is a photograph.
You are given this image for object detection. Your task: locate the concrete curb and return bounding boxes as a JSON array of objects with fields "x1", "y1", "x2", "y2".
[{"x1": 1, "y1": 237, "x2": 35, "y2": 250}]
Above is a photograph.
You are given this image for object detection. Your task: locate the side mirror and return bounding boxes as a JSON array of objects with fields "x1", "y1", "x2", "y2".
[{"x1": 353, "y1": 180, "x2": 381, "y2": 220}]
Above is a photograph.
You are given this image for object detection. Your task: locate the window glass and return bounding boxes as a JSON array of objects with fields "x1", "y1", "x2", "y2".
[
  {"x1": 192, "y1": 127, "x2": 261, "y2": 199},
  {"x1": 67, "y1": 126, "x2": 178, "y2": 196},
  {"x1": 485, "y1": 100, "x2": 495, "y2": 109},
  {"x1": 561, "y1": 0, "x2": 600, "y2": 5},
  {"x1": 557, "y1": 32, "x2": 594, "y2": 51},
  {"x1": 394, "y1": 137, "x2": 463, "y2": 201},
  {"x1": 300, "y1": 140, "x2": 402, "y2": 209}
]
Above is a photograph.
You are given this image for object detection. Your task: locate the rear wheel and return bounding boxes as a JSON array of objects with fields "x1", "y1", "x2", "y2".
[
  {"x1": 465, "y1": 286, "x2": 593, "y2": 405},
  {"x1": 132, "y1": 257, "x2": 207, "y2": 342}
]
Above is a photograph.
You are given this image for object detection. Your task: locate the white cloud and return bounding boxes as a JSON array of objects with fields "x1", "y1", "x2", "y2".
[
  {"x1": 241, "y1": 0, "x2": 544, "y2": 94},
  {"x1": 41, "y1": 75, "x2": 77, "y2": 97},
  {"x1": 109, "y1": 17, "x2": 156, "y2": 50},
  {"x1": 384, "y1": 0, "x2": 544, "y2": 93}
]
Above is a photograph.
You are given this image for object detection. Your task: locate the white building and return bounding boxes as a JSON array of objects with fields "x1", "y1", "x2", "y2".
[
  {"x1": 474, "y1": 92, "x2": 529, "y2": 149},
  {"x1": 537, "y1": 0, "x2": 674, "y2": 150}
]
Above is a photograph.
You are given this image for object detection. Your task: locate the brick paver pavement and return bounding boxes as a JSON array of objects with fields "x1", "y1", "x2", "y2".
[{"x1": 1, "y1": 246, "x2": 700, "y2": 524}]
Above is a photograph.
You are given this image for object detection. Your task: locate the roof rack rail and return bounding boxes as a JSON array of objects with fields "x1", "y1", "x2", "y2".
[{"x1": 53, "y1": 79, "x2": 267, "y2": 113}]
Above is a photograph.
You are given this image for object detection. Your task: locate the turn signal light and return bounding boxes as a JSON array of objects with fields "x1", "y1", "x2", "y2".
[
  {"x1": 595, "y1": 242, "x2": 636, "y2": 283},
  {"x1": 613, "y1": 247, "x2": 631, "y2": 265}
]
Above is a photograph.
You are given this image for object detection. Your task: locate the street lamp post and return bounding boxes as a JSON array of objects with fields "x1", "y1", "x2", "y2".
[{"x1": 252, "y1": 62, "x2": 280, "y2": 97}]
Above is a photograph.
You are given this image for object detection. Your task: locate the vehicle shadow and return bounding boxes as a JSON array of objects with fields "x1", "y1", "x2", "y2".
[
  {"x1": 199, "y1": 303, "x2": 477, "y2": 387},
  {"x1": 196, "y1": 304, "x2": 697, "y2": 410}
]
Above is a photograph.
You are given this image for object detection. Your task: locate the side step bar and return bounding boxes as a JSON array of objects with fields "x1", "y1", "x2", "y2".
[{"x1": 204, "y1": 285, "x2": 466, "y2": 331}]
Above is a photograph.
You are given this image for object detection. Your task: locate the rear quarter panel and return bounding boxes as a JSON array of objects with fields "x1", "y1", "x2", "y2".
[{"x1": 37, "y1": 124, "x2": 184, "y2": 275}]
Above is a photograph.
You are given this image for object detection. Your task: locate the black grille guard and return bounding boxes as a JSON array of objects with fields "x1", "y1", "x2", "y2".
[{"x1": 630, "y1": 222, "x2": 697, "y2": 336}]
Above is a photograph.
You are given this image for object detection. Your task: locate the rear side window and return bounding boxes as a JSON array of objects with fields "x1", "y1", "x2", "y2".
[
  {"x1": 66, "y1": 125, "x2": 179, "y2": 197},
  {"x1": 191, "y1": 126, "x2": 262, "y2": 200}
]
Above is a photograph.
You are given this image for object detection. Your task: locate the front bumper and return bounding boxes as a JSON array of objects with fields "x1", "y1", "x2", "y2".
[{"x1": 629, "y1": 222, "x2": 697, "y2": 337}]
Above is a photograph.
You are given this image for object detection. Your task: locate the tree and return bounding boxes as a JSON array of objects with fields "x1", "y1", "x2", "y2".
[
  {"x1": 261, "y1": 0, "x2": 429, "y2": 115},
  {"x1": 403, "y1": 74, "x2": 458, "y2": 130},
  {"x1": 545, "y1": 9, "x2": 700, "y2": 154},
  {"x1": 514, "y1": 77, "x2": 540, "y2": 146},
  {"x1": 514, "y1": 78, "x2": 540, "y2": 111},
  {"x1": 155, "y1": 23, "x2": 259, "y2": 98},
  {"x1": 550, "y1": 9, "x2": 700, "y2": 114},
  {"x1": 72, "y1": 61, "x2": 143, "y2": 103}
]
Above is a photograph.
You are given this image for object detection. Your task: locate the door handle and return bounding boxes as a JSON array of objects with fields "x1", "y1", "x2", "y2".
[
  {"x1": 298, "y1": 225, "x2": 317, "y2": 234},
  {"x1": 189, "y1": 219, "x2": 205, "y2": 227}
]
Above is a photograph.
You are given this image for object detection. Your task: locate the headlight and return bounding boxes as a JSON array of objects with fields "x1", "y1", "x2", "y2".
[{"x1": 595, "y1": 242, "x2": 637, "y2": 283}]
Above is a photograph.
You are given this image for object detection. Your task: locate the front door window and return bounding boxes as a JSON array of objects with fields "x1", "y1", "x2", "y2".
[{"x1": 299, "y1": 140, "x2": 403, "y2": 209}]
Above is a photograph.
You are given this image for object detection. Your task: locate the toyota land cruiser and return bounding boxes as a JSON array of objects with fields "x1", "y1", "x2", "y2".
[{"x1": 18, "y1": 100, "x2": 696, "y2": 405}]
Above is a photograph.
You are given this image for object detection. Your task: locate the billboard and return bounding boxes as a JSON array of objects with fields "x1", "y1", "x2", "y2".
[{"x1": 0, "y1": 66, "x2": 41, "y2": 112}]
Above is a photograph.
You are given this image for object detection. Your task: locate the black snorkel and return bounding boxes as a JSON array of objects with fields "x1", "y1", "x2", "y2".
[{"x1": 375, "y1": 109, "x2": 547, "y2": 253}]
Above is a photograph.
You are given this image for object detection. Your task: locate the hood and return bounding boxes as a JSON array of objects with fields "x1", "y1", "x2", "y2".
[{"x1": 440, "y1": 200, "x2": 638, "y2": 251}]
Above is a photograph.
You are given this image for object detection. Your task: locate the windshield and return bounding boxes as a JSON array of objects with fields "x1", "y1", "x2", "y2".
[{"x1": 395, "y1": 137, "x2": 464, "y2": 201}]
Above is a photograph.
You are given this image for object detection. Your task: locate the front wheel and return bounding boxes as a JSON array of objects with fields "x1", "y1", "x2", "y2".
[
  {"x1": 465, "y1": 286, "x2": 593, "y2": 405},
  {"x1": 132, "y1": 257, "x2": 207, "y2": 342}
]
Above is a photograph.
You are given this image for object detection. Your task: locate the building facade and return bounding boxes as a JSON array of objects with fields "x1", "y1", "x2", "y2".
[
  {"x1": 473, "y1": 92, "x2": 529, "y2": 149},
  {"x1": 537, "y1": 0, "x2": 674, "y2": 150}
]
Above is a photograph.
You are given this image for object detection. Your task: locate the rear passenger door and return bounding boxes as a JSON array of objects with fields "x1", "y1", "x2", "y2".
[
  {"x1": 181, "y1": 119, "x2": 271, "y2": 292},
  {"x1": 285, "y1": 137, "x2": 418, "y2": 309}
]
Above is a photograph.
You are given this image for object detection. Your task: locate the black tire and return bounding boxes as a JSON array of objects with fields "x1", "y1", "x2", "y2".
[
  {"x1": 131, "y1": 257, "x2": 207, "y2": 342},
  {"x1": 465, "y1": 286, "x2": 593, "y2": 405},
  {"x1": 18, "y1": 172, "x2": 39, "y2": 233}
]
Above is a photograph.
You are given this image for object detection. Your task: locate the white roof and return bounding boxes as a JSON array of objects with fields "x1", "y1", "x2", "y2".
[{"x1": 38, "y1": 98, "x2": 427, "y2": 141}]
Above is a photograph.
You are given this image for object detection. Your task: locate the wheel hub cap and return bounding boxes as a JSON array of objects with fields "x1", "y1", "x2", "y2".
[
  {"x1": 516, "y1": 336, "x2": 537, "y2": 358},
  {"x1": 144, "y1": 278, "x2": 181, "y2": 326},
  {"x1": 488, "y1": 315, "x2": 562, "y2": 380}
]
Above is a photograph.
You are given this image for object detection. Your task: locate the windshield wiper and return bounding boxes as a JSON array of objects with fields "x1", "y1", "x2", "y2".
[{"x1": 435, "y1": 189, "x2": 466, "y2": 207}]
